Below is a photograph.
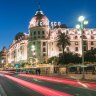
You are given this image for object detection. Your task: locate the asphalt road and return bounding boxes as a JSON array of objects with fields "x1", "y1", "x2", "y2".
[
  {"x1": 15, "y1": 74, "x2": 96, "y2": 96},
  {"x1": 0, "y1": 74, "x2": 42, "y2": 96},
  {"x1": 0, "y1": 73, "x2": 96, "y2": 96}
]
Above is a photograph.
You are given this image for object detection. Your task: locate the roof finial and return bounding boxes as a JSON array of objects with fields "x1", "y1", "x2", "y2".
[{"x1": 37, "y1": 2, "x2": 41, "y2": 10}]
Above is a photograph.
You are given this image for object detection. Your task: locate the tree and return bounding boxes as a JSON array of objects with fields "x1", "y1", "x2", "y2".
[
  {"x1": 48, "y1": 56, "x2": 59, "y2": 64},
  {"x1": 84, "y1": 48, "x2": 96, "y2": 63},
  {"x1": 58, "y1": 52, "x2": 81, "y2": 64},
  {"x1": 57, "y1": 31, "x2": 70, "y2": 63}
]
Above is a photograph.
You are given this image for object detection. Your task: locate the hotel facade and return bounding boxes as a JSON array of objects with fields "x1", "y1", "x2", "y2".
[{"x1": 5, "y1": 8, "x2": 96, "y2": 66}]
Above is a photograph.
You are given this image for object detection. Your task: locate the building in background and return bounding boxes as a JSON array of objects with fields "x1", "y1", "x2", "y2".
[{"x1": 0, "y1": 47, "x2": 8, "y2": 68}]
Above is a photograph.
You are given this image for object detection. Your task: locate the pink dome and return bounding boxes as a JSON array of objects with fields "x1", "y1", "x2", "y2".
[{"x1": 29, "y1": 9, "x2": 49, "y2": 28}]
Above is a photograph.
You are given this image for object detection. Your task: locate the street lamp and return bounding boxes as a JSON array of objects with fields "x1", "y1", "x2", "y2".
[{"x1": 76, "y1": 16, "x2": 88, "y2": 79}]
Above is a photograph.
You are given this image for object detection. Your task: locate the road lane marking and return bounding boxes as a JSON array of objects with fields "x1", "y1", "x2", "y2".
[
  {"x1": 5, "y1": 75, "x2": 73, "y2": 96},
  {"x1": 77, "y1": 81, "x2": 88, "y2": 88}
]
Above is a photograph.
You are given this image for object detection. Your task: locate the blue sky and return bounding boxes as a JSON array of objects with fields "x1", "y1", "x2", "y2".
[{"x1": 0, "y1": 0, "x2": 96, "y2": 50}]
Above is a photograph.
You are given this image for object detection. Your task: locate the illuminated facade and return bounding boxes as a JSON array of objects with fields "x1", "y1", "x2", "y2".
[
  {"x1": 7, "y1": 8, "x2": 96, "y2": 65},
  {"x1": 7, "y1": 33, "x2": 28, "y2": 66},
  {"x1": 28, "y1": 8, "x2": 96, "y2": 64},
  {"x1": 0, "y1": 47, "x2": 8, "y2": 68}
]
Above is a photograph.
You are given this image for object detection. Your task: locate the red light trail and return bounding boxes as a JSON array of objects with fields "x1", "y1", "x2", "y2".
[
  {"x1": 5, "y1": 75, "x2": 73, "y2": 96},
  {"x1": 19, "y1": 74, "x2": 96, "y2": 90}
]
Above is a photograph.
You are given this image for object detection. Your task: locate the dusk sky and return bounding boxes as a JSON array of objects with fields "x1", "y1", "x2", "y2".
[{"x1": 0, "y1": 0, "x2": 96, "y2": 50}]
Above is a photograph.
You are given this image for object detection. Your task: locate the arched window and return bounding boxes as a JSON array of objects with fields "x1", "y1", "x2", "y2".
[{"x1": 83, "y1": 35, "x2": 87, "y2": 39}]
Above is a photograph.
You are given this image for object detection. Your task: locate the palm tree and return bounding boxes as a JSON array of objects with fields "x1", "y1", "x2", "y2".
[
  {"x1": 57, "y1": 31, "x2": 70, "y2": 74},
  {"x1": 57, "y1": 31, "x2": 70, "y2": 59}
]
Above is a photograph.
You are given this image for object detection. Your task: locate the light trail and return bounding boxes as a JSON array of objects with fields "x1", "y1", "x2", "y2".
[
  {"x1": 19, "y1": 74, "x2": 81, "y2": 86},
  {"x1": 5, "y1": 75, "x2": 73, "y2": 96},
  {"x1": 19, "y1": 74, "x2": 96, "y2": 90}
]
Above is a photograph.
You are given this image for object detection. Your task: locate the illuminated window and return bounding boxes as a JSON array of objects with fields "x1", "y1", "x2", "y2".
[{"x1": 75, "y1": 42, "x2": 78, "y2": 45}]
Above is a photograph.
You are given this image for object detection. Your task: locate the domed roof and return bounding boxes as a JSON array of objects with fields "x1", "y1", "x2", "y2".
[
  {"x1": 14, "y1": 32, "x2": 28, "y2": 40},
  {"x1": 29, "y1": 9, "x2": 49, "y2": 28}
]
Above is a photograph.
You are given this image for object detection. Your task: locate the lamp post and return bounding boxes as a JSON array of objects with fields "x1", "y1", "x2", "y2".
[{"x1": 76, "y1": 16, "x2": 88, "y2": 79}]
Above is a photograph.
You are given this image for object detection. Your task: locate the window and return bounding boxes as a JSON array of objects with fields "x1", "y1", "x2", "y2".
[
  {"x1": 83, "y1": 35, "x2": 87, "y2": 39},
  {"x1": 42, "y1": 31, "x2": 45, "y2": 34},
  {"x1": 84, "y1": 46, "x2": 87, "y2": 51},
  {"x1": 75, "y1": 42, "x2": 78, "y2": 45},
  {"x1": 43, "y1": 53, "x2": 46, "y2": 56},
  {"x1": 33, "y1": 42, "x2": 35, "y2": 45},
  {"x1": 83, "y1": 41, "x2": 87, "y2": 45},
  {"x1": 34, "y1": 36, "x2": 36, "y2": 39},
  {"x1": 38, "y1": 36, "x2": 40, "y2": 38},
  {"x1": 91, "y1": 36, "x2": 94, "y2": 39},
  {"x1": 34, "y1": 31, "x2": 36, "y2": 35},
  {"x1": 43, "y1": 42, "x2": 46, "y2": 46},
  {"x1": 59, "y1": 47, "x2": 62, "y2": 51},
  {"x1": 30, "y1": 32, "x2": 32, "y2": 36},
  {"x1": 75, "y1": 31, "x2": 77, "y2": 34},
  {"x1": 91, "y1": 41, "x2": 94, "y2": 45},
  {"x1": 42, "y1": 36, "x2": 45, "y2": 39},
  {"x1": 91, "y1": 30, "x2": 93, "y2": 34},
  {"x1": 75, "y1": 47, "x2": 78, "y2": 51},
  {"x1": 66, "y1": 30, "x2": 69, "y2": 34},
  {"x1": 91, "y1": 47, "x2": 94, "y2": 50},
  {"x1": 38, "y1": 31, "x2": 40, "y2": 35},
  {"x1": 75, "y1": 36, "x2": 78, "y2": 39},
  {"x1": 43, "y1": 47, "x2": 46, "y2": 52}
]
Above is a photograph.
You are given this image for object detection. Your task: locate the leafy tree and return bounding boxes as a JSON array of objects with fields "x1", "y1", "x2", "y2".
[
  {"x1": 48, "y1": 56, "x2": 59, "y2": 64},
  {"x1": 84, "y1": 48, "x2": 96, "y2": 63},
  {"x1": 58, "y1": 52, "x2": 81, "y2": 64}
]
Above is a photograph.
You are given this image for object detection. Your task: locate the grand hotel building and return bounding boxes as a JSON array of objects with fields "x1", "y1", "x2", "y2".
[{"x1": 5, "y1": 8, "x2": 96, "y2": 66}]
